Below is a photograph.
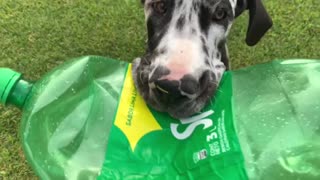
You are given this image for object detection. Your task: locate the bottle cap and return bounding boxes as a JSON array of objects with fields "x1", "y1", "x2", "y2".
[{"x1": 0, "y1": 68, "x2": 21, "y2": 104}]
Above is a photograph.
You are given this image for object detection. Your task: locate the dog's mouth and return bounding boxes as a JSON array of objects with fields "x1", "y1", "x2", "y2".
[{"x1": 132, "y1": 56, "x2": 219, "y2": 119}]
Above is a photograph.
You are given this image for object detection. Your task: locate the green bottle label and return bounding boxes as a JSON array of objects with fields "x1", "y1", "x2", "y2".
[{"x1": 98, "y1": 64, "x2": 247, "y2": 179}]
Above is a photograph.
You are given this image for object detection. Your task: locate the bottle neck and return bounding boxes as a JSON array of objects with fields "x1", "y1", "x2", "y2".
[{"x1": 7, "y1": 79, "x2": 33, "y2": 109}]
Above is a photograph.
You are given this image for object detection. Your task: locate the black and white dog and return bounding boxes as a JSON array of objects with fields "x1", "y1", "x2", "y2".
[{"x1": 132, "y1": 0, "x2": 272, "y2": 118}]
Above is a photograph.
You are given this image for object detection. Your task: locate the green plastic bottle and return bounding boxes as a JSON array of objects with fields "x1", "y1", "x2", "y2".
[
  {"x1": 0, "y1": 56, "x2": 320, "y2": 180},
  {"x1": 233, "y1": 59, "x2": 320, "y2": 180},
  {"x1": 1, "y1": 56, "x2": 130, "y2": 179}
]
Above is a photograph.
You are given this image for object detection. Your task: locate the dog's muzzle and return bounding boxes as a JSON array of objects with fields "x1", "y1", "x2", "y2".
[
  {"x1": 132, "y1": 56, "x2": 219, "y2": 119},
  {"x1": 149, "y1": 66, "x2": 213, "y2": 103}
]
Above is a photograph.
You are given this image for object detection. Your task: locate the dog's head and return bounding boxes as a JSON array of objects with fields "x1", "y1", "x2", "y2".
[{"x1": 132, "y1": 0, "x2": 272, "y2": 118}]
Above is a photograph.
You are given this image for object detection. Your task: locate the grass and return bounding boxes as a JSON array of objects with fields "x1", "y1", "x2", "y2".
[{"x1": 0, "y1": 0, "x2": 319, "y2": 179}]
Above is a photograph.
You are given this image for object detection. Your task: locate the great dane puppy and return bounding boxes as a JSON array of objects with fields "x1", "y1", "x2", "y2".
[{"x1": 132, "y1": 0, "x2": 272, "y2": 118}]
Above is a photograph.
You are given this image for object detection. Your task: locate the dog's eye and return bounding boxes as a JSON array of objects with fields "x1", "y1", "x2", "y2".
[
  {"x1": 152, "y1": 1, "x2": 167, "y2": 14},
  {"x1": 213, "y1": 8, "x2": 227, "y2": 21}
]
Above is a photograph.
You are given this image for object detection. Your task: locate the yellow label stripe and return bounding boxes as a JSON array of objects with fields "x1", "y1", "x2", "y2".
[{"x1": 114, "y1": 64, "x2": 162, "y2": 151}]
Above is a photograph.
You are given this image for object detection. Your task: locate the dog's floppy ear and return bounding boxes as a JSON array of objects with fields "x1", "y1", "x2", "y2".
[
  {"x1": 235, "y1": 0, "x2": 273, "y2": 46},
  {"x1": 235, "y1": 0, "x2": 248, "y2": 17}
]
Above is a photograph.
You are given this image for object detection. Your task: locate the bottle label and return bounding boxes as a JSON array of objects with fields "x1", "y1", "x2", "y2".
[{"x1": 98, "y1": 64, "x2": 247, "y2": 180}]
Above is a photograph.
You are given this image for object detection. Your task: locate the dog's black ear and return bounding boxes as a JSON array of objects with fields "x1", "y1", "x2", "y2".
[
  {"x1": 141, "y1": 0, "x2": 145, "y2": 4},
  {"x1": 235, "y1": 0, "x2": 248, "y2": 17},
  {"x1": 235, "y1": 0, "x2": 273, "y2": 46}
]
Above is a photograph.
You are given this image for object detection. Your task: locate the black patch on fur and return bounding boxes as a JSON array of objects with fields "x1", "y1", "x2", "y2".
[
  {"x1": 146, "y1": 0, "x2": 175, "y2": 52},
  {"x1": 192, "y1": 1, "x2": 200, "y2": 12},
  {"x1": 177, "y1": 0, "x2": 183, "y2": 7},
  {"x1": 176, "y1": 14, "x2": 186, "y2": 30},
  {"x1": 158, "y1": 48, "x2": 167, "y2": 55},
  {"x1": 216, "y1": 53, "x2": 221, "y2": 59},
  {"x1": 205, "y1": 58, "x2": 210, "y2": 66},
  {"x1": 202, "y1": 44, "x2": 209, "y2": 56},
  {"x1": 201, "y1": 36, "x2": 209, "y2": 56},
  {"x1": 217, "y1": 39, "x2": 226, "y2": 50},
  {"x1": 201, "y1": 36, "x2": 206, "y2": 44},
  {"x1": 191, "y1": 28, "x2": 197, "y2": 34},
  {"x1": 198, "y1": 4, "x2": 211, "y2": 36},
  {"x1": 189, "y1": 13, "x2": 192, "y2": 21}
]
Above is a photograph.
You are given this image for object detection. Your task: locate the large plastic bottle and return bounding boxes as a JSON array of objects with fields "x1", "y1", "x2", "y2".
[
  {"x1": 233, "y1": 59, "x2": 320, "y2": 180},
  {"x1": 0, "y1": 56, "x2": 129, "y2": 179},
  {"x1": 0, "y1": 56, "x2": 319, "y2": 180}
]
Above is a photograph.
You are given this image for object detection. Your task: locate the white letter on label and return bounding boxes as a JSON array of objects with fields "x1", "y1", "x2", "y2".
[
  {"x1": 170, "y1": 110, "x2": 215, "y2": 140},
  {"x1": 180, "y1": 110, "x2": 214, "y2": 124},
  {"x1": 171, "y1": 119, "x2": 213, "y2": 140},
  {"x1": 206, "y1": 131, "x2": 218, "y2": 142}
]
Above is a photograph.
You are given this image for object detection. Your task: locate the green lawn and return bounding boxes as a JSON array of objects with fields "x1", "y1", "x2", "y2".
[{"x1": 0, "y1": 0, "x2": 319, "y2": 179}]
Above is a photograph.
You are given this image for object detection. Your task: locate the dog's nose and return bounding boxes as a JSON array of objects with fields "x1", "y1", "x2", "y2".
[
  {"x1": 180, "y1": 75, "x2": 199, "y2": 95},
  {"x1": 154, "y1": 79, "x2": 182, "y2": 100},
  {"x1": 152, "y1": 75, "x2": 200, "y2": 102}
]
